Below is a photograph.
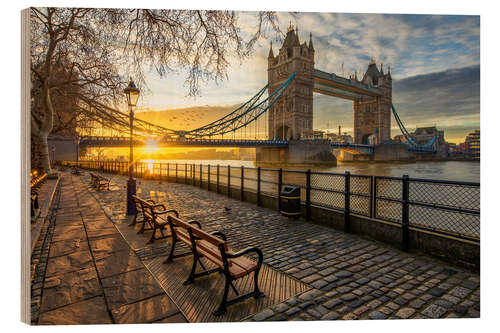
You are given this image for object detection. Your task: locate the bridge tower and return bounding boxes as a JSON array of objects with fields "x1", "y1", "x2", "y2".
[
  {"x1": 267, "y1": 25, "x2": 314, "y2": 140},
  {"x1": 353, "y1": 60, "x2": 392, "y2": 144}
]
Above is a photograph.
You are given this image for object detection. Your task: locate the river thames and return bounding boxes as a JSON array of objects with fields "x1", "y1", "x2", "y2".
[{"x1": 139, "y1": 159, "x2": 480, "y2": 183}]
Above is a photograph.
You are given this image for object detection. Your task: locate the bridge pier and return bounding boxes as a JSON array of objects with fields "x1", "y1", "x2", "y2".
[{"x1": 256, "y1": 140, "x2": 337, "y2": 166}]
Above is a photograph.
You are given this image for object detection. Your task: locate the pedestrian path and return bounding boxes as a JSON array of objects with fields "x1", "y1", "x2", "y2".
[
  {"x1": 88, "y1": 172, "x2": 480, "y2": 321},
  {"x1": 33, "y1": 173, "x2": 185, "y2": 325}
]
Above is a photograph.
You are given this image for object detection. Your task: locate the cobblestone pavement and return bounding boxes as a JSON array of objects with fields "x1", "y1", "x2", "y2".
[
  {"x1": 32, "y1": 173, "x2": 186, "y2": 325},
  {"x1": 86, "y1": 172, "x2": 480, "y2": 321}
]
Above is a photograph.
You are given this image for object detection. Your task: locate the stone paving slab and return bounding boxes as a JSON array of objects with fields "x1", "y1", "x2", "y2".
[
  {"x1": 95, "y1": 249, "x2": 144, "y2": 279},
  {"x1": 87, "y1": 172, "x2": 480, "y2": 321},
  {"x1": 40, "y1": 266, "x2": 102, "y2": 312},
  {"x1": 101, "y1": 268, "x2": 165, "y2": 310},
  {"x1": 49, "y1": 238, "x2": 89, "y2": 258},
  {"x1": 38, "y1": 296, "x2": 113, "y2": 325}
]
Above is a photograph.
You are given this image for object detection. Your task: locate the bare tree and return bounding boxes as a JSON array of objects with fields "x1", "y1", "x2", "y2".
[{"x1": 30, "y1": 8, "x2": 283, "y2": 173}]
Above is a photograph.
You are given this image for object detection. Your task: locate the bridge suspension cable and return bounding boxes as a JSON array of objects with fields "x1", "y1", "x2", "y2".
[
  {"x1": 183, "y1": 73, "x2": 295, "y2": 138},
  {"x1": 391, "y1": 104, "x2": 437, "y2": 152},
  {"x1": 78, "y1": 73, "x2": 295, "y2": 141}
]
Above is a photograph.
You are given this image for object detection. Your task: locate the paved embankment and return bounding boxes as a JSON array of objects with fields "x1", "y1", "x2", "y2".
[
  {"x1": 87, "y1": 172, "x2": 480, "y2": 321},
  {"x1": 31, "y1": 173, "x2": 185, "y2": 325}
]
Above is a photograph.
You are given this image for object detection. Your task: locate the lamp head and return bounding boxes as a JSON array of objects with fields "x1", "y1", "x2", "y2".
[{"x1": 124, "y1": 77, "x2": 140, "y2": 107}]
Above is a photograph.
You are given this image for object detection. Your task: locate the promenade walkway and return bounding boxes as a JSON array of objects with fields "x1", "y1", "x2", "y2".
[
  {"x1": 32, "y1": 173, "x2": 185, "y2": 324},
  {"x1": 31, "y1": 171, "x2": 480, "y2": 324},
  {"x1": 88, "y1": 172, "x2": 479, "y2": 321}
]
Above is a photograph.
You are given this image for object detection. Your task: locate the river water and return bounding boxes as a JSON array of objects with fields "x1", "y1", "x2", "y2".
[{"x1": 140, "y1": 159, "x2": 480, "y2": 183}]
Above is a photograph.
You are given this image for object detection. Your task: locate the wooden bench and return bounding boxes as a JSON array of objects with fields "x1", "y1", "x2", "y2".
[
  {"x1": 30, "y1": 171, "x2": 47, "y2": 220},
  {"x1": 132, "y1": 195, "x2": 179, "y2": 243},
  {"x1": 166, "y1": 215, "x2": 264, "y2": 316},
  {"x1": 89, "y1": 172, "x2": 110, "y2": 191},
  {"x1": 71, "y1": 166, "x2": 81, "y2": 175}
]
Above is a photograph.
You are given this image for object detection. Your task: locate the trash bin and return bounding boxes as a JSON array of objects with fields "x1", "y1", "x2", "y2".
[{"x1": 280, "y1": 185, "x2": 301, "y2": 218}]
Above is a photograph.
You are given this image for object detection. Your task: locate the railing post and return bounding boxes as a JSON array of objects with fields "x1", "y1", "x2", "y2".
[
  {"x1": 200, "y1": 164, "x2": 203, "y2": 188},
  {"x1": 344, "y1": 171, "x2": 351, "y2": 233},
  {"x1": 183, "y1": 163, "x2": 186, "y2": 184},
  {"x1": 207, "y1": 165, "x2": 211, "y2": 191},
  {"x1": 402, "y1": 175, "x2": 410, "y2": 252},
  {"x1": 278, "y1": 168, "x2": 283, "y2": 212},
  {"x1": 192, "y1": 164, "x2": 195, "y2": 185},
  {"x1": 306, "y1": 169, "x2": 311, "y2": 221},
  {"x1": 227, "y1": 165, "x2": 231, "y2": 197},
  {"x1": 257, "y1": 167, "x2": 261, "y2": 206},
  {"x1": 159, "y1": 163, "x2": 162, "y2": 180},
  {"x1": 216, "y1": 165, "x2": 220, "y2": 193},
  {"x1": 175, "y1": 163, "x2": 178, "y2": 183},
  {"x1": 370, "y1": 176, "x2": 375, "y2": 218},
  {"x1": 167, "y1": 162, "x2": 170, "y2": 181},
  {"x1": 240, "y1": 166, "x2": 244, "y2": 201}
]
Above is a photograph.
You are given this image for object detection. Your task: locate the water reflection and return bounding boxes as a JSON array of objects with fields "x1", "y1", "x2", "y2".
[{"x1": 139, "y1": 159, "x2": 480, "y2": 183}]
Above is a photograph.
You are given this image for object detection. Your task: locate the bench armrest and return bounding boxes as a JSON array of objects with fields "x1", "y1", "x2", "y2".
[
  {"x1": 146, "y1": 199, "x2": 156, "y2": 204},
  {"x1": 210, "y1": 231, "x2": 227, "y2": 241},
  {"x1": 226, "y1": 247, "x2": 263, "y2": 265},
  {"x1": 187, "y1": 220, "x2": 202, "y2": 229},
  {"x1": 155, "y1": 208, "x2": 179, "y2": 217},
  {"x1": 153, "y1": 203, "x2": 167, "y2": 210}
]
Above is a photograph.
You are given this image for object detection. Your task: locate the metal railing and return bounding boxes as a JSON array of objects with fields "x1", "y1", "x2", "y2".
[{"x1": 62, "y1": 160, "x2": 480, "y2": 247}]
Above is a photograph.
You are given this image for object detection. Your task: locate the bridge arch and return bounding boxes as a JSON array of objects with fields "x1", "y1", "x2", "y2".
[
  {"x1": 276, "y1": 125, "x2": 293, "y2": 141},
  {"x1": 362, "y1": 133, "x2": 378, "y2": 145}
]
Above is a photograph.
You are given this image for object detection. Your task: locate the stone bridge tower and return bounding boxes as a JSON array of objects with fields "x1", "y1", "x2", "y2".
[
  {"x1": 267, "y1": 26, "x2": 314, "y2": 140},
  {"x1": 354, "y1": 60, "x2": 392, "y2": 144}
]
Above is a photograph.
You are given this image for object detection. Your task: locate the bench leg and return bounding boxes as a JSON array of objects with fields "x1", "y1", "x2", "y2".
[
  {"x1": 213, "y1": 275, "x2": 230, "y2": 316},
  {"x1": 147, "y1": 224, "x2": 159, "y2": 243},
  {"x1": 137, "y1": 218, "x2": 151, "y2": 234},
  {"x1": 253, "y1": 268, "x2": 265, "y2": 298},
  {"x1": 183, "y1": 253, "x2": 199, "y2": 285},
  {"x1": 164, "y1": 239, "x2": 177, "y2": 263},
  {"x1": 129, "y1": 212, "x2": 139, "y2": 226}
]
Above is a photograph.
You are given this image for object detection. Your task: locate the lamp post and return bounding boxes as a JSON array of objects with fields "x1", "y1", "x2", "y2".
[{"x1": 124, "y1": 77, "x2": 140, "y2": 215}]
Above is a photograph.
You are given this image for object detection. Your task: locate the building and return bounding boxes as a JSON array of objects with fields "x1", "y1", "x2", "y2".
[
  {"x1": 392, "y1": 134, "x2": 407, "y2": 143},
  {"x1": 301, "y1": 130, "x2": 325, "y2": 140},
  {"x1": 326, "y1": 132, "x2": 353, "y2": 143},
  {"x1": 445, "y1": 142, "x2": 458, "y2": 153},
  {"x1": 465, "y1": 130, "x2": 480, "y2": 159}
]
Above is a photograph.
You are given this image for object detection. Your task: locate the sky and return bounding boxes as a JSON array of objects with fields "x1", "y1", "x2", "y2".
[{"x1": 138, "y1": 12, "x2": 480, "y2": 144}]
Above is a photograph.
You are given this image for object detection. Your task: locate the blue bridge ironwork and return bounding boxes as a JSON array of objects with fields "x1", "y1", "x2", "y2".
[{"x1": 78, "y1": 71, "x2": 437, "y2": 155}]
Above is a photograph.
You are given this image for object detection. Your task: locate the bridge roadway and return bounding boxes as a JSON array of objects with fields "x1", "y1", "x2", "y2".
[{"x1": 79, "y1": 136, "x2": 375, "y2": 154}]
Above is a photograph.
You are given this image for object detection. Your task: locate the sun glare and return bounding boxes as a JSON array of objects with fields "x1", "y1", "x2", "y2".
[{"x1": 144, "y1": 140, "x2": 159, "y2": 154}]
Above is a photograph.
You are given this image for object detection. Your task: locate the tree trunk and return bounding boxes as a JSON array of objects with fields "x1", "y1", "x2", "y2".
[
  {"x1": 31, "y1": 80, "x2": 54, "y2": 174},
  {"x1": 31, "y1": 130, "x2": 51, "y2": 173}
]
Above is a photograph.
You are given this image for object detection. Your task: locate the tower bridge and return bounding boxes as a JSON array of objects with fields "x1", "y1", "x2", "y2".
[{"x1": 72, "y1": 26, "x2": 436, "y2": 165}]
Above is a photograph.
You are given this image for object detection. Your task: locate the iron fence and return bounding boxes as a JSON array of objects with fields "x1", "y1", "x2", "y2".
[{"x1": 63, "y1": 160, "x2": 480, "y2": 247}]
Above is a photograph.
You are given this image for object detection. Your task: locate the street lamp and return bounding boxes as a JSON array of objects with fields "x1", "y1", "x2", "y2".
[{"x1": 124, "y1": 77, "x2": 140, "y2": 215}]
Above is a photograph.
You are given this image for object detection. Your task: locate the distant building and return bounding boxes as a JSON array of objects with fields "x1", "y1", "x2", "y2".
[
  {"x1": 445, "y1": 142, "x2": 458, "y2": 152},
  {"x1": 465, "y1": 130, "x2": 480, "y2": 159},
  {"x1": 326, "y1": 132, "x2": 353, "y2": 143},
  {"x1": 392, "y1": 134, "x2": 407, "y2": 143},
  {"x1": 459, "y1": 142, "x2": 469, "y2": 152},
  {"x1": 302, "y1": 130, "x2": 325, "y2": 139}
]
